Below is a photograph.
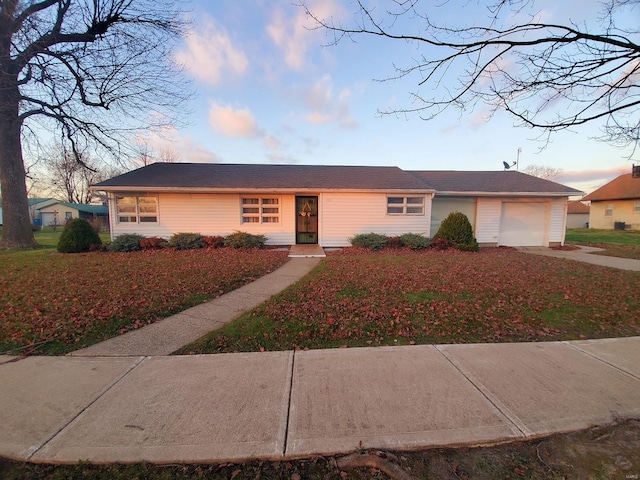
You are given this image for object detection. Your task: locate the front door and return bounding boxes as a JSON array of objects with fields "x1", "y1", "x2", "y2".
[{"x1": 296, "y1": 196, "x2": 318, "y2": 244}]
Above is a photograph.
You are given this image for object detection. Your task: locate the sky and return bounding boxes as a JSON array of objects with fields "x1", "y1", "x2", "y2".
[{"x1": 138, "y1": 0, "x2": 640, "y2": 195}]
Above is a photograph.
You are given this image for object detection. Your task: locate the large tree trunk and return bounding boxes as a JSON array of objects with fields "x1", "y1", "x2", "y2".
[{"x1": 0, "y1": 83, "x2": 36, "y2": 249}]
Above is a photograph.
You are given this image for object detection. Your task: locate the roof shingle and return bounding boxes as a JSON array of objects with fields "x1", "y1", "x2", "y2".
[
  {"x1": 93, "y1": 163, "x2": 431, "y2": 191},
  {"x1": 582, "y1": 173, "x2": 640, "y2": 201}
]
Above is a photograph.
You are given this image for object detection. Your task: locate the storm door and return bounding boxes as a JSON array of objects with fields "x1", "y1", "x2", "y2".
[{"x1": 295, "y1": 196, "x2": 318, "y2": 244}]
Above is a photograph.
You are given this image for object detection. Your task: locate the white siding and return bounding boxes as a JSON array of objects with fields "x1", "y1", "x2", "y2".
[
  {"x1": 475, "y1": 198, "x2": 502, "y2": 245},
  {"x1": 320, "y1": 192, "x2": 432, "y2": 246},
  {"x1": 109, "y1": 193, "x2": 296, "y2": 245},
  {"x1": 430, "y1": 196, "x2": 477, "y2": 235},
  {"x1": 549, "y1": 198, "x2": 568, "y2": 245}
]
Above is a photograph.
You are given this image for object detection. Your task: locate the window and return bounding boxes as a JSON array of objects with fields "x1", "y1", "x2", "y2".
[
  {"x1": 387, "y1": 196, "x2": 425, "y2": 215},
  {"x1": 242, "y1": 197, "x2": 279, "y2": 224},
  {"x1": 635, "y1": 201, "x2": 640, "y2": 213},
  {"x1": 605, "y1": 203, "x2": 613, "y2": 217},
  {"x1": 64, "y1": 212, "x2": 73, "y2": 220},
  {"x1": 116, "y1": 196, "x2": 158, "y2": 223}
]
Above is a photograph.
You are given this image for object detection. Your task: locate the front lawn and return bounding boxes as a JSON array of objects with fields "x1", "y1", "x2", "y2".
[
  {"x1": 0, "y1": 248, "x2": 289, "y2": 355},
  {"x1": 181, "y1": 248, "x2": 640, "y2": 354},
  {"x1": 565, "y1": 228, "x2": 640, "y2": 259}
]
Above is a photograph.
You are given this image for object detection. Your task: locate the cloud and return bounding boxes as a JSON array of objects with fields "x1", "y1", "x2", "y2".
[
  {"x1": 557, "y1": 165, "x2": 631, "y2": 194},
  {"x1": 266, "y1": 0, "x2": 344, "y2": 71},
  {"x1": 209, "y1": 104, "x2": 260, "y2": 138},
  {"x1": 134, "y1": 127, "x2": 221, "y2": 164},
  {"x1": 208, "y1": 102, "x2": 282, "y2": 149},
  {"x1": 175, "y1": 16, "x2": 248, "y2": 86},
  {"x1": 301, "y1": 74, "x2": 357, "y2": 128}
]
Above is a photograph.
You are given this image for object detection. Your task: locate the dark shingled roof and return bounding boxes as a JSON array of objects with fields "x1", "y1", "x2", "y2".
[
  {"x1": 409, "y1": 170, "x2": 582, "y2": 195},
  {"x1": 93, "y1": 163, "x2": 582, "y2": 195},
  {"x1": 582, "y1": 173, "x2": 640, "y2": 201},
  {"x1": 93, "y1": 163, "x2": 431, "y2": 191}
]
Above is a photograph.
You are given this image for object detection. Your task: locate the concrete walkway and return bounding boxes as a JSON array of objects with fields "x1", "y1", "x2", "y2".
[
  {"x1": 71, "y1": 257, "x2": 322, "y2": 356},
  {"x1": 517, "y1": 246, "x2": 640, "y2": 271},
  {"x1": 1, "y1": 337, "x2": 639, "y2": 463}
]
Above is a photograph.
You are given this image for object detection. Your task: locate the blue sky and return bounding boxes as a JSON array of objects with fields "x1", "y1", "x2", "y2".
[{"x1": 138, "y1": 0, "x2": 639, "y2": 195}]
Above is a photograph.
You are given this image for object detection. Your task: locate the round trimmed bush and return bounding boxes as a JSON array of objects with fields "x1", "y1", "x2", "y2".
[
  {"x1": 433, "y1": 212, "x2": 479, "y2": 252},
  {"x1": 57, "y1": 218, "x2": 102, "y2": 253}
]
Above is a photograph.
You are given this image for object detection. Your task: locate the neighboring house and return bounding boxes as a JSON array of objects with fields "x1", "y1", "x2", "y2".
[
  {"x1": 566, "y1": 201, "x2": 590, "y2": 229},
  {"x1": 582, "y1": 172, "x2": 640, "y2": 230},
  {"x1": 37, "y1": 201, "x2": 109, "y2": 228},
  {"x1": 28, "y1": 198, "x2": 57, "y2": 224},
  {"x1": 92, "y1": 163, "x2": 582, "y2": 247}
]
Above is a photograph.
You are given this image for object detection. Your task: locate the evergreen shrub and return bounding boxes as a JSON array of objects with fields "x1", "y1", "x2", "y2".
[
  {"x1": 169, "y1": 233, "x2": 204, "y2": 250},
  {"x1": 109, "y1": 233, "x2": 144, "y2": 252},
  {"x1": 57, "y1": 218, "x2": 102, "y2": 253},
  {"x1": 224, "y1": 231, "x2": 266, "y2": 249},
  {"x1": 349, "y1": 233, "x2": 389, "y2": 251},
  {"x1": 433, "y1": 212, "x2": 479, "y2": 252},
  {"x1": 400, "y1": 233, "x2": 430, "y2": 250}
]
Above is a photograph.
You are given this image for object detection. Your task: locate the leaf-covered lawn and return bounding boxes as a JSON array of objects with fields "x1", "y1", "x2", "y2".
[
  {"x1": 0, "y1": 248, "x2": 289, "y2": 354},
  {"x1": 183, "y1": 248, "x2": 640, "y2": 354}
]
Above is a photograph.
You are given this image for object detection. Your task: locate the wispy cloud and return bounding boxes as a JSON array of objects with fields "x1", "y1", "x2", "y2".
[
  {"x1": 209, "y1": 102, "x2": 281, "y2": 149},
  {"x1": 135, "y1": 127, "x2": 221, "y2": 164},
  {"x1": 301, "y1": 74, "x2": 357, "y2": 128},
  {"x1": 266, "y1": 0, "x2": 344, "y2": 71},
  {"x1": 175, "y1": 16, "x2": 248, "y2": 86}
]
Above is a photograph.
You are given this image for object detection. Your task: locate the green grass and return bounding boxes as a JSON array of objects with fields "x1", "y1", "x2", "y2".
[
  {"x1": 566, "y1": 228, "x2": 640, "y2": 245},
  {"x1": 565, "y1": 228, "x2": 640, "y2": 259}
]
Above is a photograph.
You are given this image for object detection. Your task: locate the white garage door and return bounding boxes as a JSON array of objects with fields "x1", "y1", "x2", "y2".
[{"x1": 499, "y1": 203, "x2": 547, "y2": 246}]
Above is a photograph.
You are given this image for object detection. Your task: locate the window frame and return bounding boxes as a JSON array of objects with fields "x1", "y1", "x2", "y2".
[
  {"x1": 386, "y1": 195, "x2": 425, "y2": 216},
  {"x1": 116, "y1": 195, "x2": 158, "y2": 224},
  {"x1": 635, "y1": 201, "x2": 640, "y2": 214},
  {"x1": 241, "y1": 196, "x2": 280, "y2": 224},
  {"x1": 605, "y1": 203, "x2": 613, "y2": 217}
]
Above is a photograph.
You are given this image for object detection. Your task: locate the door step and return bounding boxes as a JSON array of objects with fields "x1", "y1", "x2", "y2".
[{"x1": 289, "y1": 245, "x2": 326, "y2": 258}]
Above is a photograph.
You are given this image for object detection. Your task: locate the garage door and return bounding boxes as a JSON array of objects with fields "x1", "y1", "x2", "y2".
[{"x1": 499, "y1": 203, "x2": 547, "y2": 246}]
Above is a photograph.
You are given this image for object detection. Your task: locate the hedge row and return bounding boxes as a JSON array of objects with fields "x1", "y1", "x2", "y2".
[
  {"x1": 349, "y1": 232, "x2": 431, "y2": 251},
  {"x1": 348, "y1": 212, "x2": 479, "y2": 252},
  {"x1": 109, "y1": 231, "x2": 267, "y2": 252}
]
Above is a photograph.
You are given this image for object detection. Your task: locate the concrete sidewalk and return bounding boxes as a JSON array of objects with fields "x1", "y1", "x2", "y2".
[
  {"x1": 517, "y1": 246, "x2": 640, "y2": 271},
  {"x1": 1, "y1": 337, "x2": 639, "y2": 464},
  {"x1": 71, "y1": 257, "x2": 322, "y2": 357}
]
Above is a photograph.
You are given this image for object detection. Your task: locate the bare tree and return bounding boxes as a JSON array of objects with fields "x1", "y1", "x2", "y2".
[
  {"x1": 133, "y1": 139, "x2": 182, "y2": 167},
  {"x1": 301, "y1": 0, "x2": 640, "y2": 148},
  {"x1": 0, "y1": 0, "x2": 190, "y2": 248},
  {"x1": 39, "y1": 144, "x2": 102, "y2": 204},
  {"x1": 522, "y1": 164, "x2": 563, "y2": 180}
]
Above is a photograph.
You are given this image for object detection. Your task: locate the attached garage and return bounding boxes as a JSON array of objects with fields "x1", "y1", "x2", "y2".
[{"x1": 499, "y1": 203, "x2": 547, "y2": 246}]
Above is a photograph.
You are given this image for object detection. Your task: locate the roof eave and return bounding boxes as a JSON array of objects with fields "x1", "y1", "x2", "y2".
[
  {"x1": 90, "y1": 186, "x2": 436, "y2": 194},
  {"x1": 435, "y1": 190, "x2": 582, "y2": 197}
]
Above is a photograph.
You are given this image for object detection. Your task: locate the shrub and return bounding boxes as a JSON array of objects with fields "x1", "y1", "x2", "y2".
[
  {"x1": 109, "y1": 233, "x2": 144, "y2": 252},
  {"x1": 430, "y1": 237, "x2": 452, "y2": 251},
  {"x1": 400, "y1": 233, "x2": 430, "y2": 250},
  {"x1": 224, "y1": 231, "x2": 267, "y2": 249},
  {"x1": 202, "y1": 235, "x2": 225, "y2": 248},
  {"x1": 169, "y1": 233, "x2": 204, "y2": 250},
  {"x1": 433, "y1": 212, "x2": 479, "y2": 252},
  {"x1": 57, "y1": 218, "x2": 102, "y2": 253},
  {"x1": 349, "y1": 233, "x2": 389, "y2": 251},
  {"x1": 140, "y1": 237, "x2": 168, "y2": 250},
  {"x1": 386, "y1": 236, "x2": 403, "y2": 249}
]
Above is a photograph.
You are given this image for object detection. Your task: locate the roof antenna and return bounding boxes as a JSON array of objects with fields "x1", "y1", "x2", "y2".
[{"x1": 503, "y1": 147, "x2": 521, "y2": 170}]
